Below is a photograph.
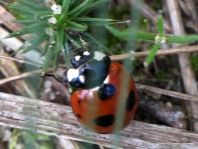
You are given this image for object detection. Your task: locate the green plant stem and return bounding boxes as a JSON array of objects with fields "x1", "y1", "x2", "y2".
[{"x1": 106, "y1": 25, "x2": 198, "y2": 44}]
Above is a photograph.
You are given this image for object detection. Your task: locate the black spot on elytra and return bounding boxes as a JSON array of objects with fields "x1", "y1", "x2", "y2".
[
  {"x1": 98, "y1": 84, "x2": 116, "y2": 100},
  {"x1": 78, "y1": 99, "x2": 81, "y2": 104},
  {"x1": 76, "y1": 114, "x2": 82, "y2": 119},
  {"x1": 93, "y1": 115, "x2": 115, "y2": 127},
  {"x1": 126, "y1": 90, "x2": 136, "y2": 112}
]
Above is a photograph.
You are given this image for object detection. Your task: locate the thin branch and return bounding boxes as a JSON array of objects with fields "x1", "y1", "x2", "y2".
[
  {"x1": 0, "y1": 69, "x2": 42, "y2": 85},
  {"x1": 110, "y1": 45, "x2": 198, "y2": 61},
  {"x1": 0, "y1": 55, "x2": 42, "y2": 67},
  {"x1": 136, "y1": 83, "x2": 198, "y2": 102},
  {"x1": 1, "y1": 45, "x2": 197, "y2": 65}
]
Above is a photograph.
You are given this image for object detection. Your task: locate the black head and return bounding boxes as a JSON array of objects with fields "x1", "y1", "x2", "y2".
[
  {"x1": 67, "y1": 51, "x2": 111, "y2": 89},
  {"x1": 71, "y1": 50, "x2": 93, "y2": 68}
]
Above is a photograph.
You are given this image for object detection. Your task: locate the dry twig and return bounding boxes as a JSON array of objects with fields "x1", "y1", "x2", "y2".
[
  {"x1": 0, "y1": 69, "x2": 42, "y2": 86},
  {"x1": 110, "y1": 45, "x2": 198, "y2": 61},
  {"x1": 136, "y1": 83, "x2": 198, "y2": 103},
  {"x1": 139, "y1": 99, "x2": 186, "y2": 129},
  {"x1": 0, "y1": 49, "x2": 36, "y2": 98},
  {"x1": 0, "y1": 5, "x2": 21, "y2": 31}
]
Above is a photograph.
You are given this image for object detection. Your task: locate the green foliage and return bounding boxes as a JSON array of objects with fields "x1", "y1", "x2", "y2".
[
  {"x1": 157, "y1": 15, "x2": 164, "y2": 36},
  {"x1": 191, "y1": 55, "x2": 198, "y2": 71},
  {"x1": 106, "y1": 15, "x2": 198, "y2": 65},
  {"x1": 7, "y1": 1, "x2": 198, "y2": 69},
  {"x1": 106, "y1": 26, "x2": 198, "y2": 44},
  {"x1": 146, "y1": 16, "x2": 164, "y2": 65},
  {"x1": 9, "y1": 130, "x2": 55, "y2": 149},
  {"x1": 145, "y1": 43, "x2": 161, "y2": 65},
  {"x1": 167, "y1": 35, "x2": 198, "y2": 44},
  {"x1": 8, "y1": 0, "x2": 114, "y2": 70}
]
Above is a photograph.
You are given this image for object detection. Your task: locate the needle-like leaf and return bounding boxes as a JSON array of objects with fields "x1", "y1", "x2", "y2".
[
  {"x1": 145, "y1": 43, "x2": 161, "y2": 65},
  {"x1": 67, "y1": 21, "x2": 88, "y2": 32},
  {"x1": 7, "y1": 22, "x2": 46, "y2": 38},
  {"x1": 157, "y1": 16, "x2": 164, "y2": 36}
]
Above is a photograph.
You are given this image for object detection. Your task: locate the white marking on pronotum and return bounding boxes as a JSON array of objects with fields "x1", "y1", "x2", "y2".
[
  {"x1": 83, "y1": 51, "x2": 90, "y2": 56},
  {"x1": 91, "y1": 86, "x2": 100, "y2": 92},
  {"x1": 79, "y1": 75, "x2": 85, "y2": 83},
  {"x1": 74, "y1": 55, "x2": 81, "y2": 61},
  {"x1": 103, "y1": 75, "x2": 110, "y2": 84},
  {"x1": 67, "y1": 68, "x2": 80, "y2": 82},
  {"x1": 94, "y1": 51, "x2": 105, "y2": 61}
]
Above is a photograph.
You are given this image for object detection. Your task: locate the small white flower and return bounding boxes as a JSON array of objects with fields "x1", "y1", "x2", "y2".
[
  {"x1": 48, "y1": 17, "x2": 57, "y2": 24},
  {"x1": 160, "y1": 37, "x2": 167, "y2": 44},
  {"x1": 154, "y1": 35, "x2": 161, "y2": 44},
  {"x1": 154, "y1": 35, "x2": 167, "y2": 44},
  {"x1": 51, "y1": 4, "x2": 62, "y2": 14}
]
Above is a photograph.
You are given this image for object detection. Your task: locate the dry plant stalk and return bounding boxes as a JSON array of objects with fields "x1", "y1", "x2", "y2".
[
  {"x1": 0, "y1": 5, "x2": 21, "y2": 31},
  {"x1": 0, "y1": 69, "x2": 42, "y2": 86},
  {"x1": 110, "y1": 45, "x2": 198, "y2": 61},
  {"x1": 0, "y1": 92, "x2": 198, "y2": 148},
  {"x1": 130, "y1": 0, "x2": 171, "y2": 31},
  {"x1": 136, "y1": 83, "x2": 198, "y2": 103},
  {"x1": 166, "y1": 0, "x2": 198, "y2": 131},
  {"x1": 139, "y1": 99, "x2": 186, "y2": 129},
  {"x1": 0, "y1": 49, "x2": 36, "y2": 98}
]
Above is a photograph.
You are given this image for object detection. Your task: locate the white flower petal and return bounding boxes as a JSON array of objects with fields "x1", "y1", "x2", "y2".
[
  {"x1": 48, "y1": 17, "x2": 57, "y2": 24},
  {"x1": 51, "y1": 4, "x2": 57, "y2": 11},
  {"x1": 54, "y1": 5, "x2": 62, "y2": 14},
  {"x1": 51, "y1": 4, "x2": 62, "y2": 14}
]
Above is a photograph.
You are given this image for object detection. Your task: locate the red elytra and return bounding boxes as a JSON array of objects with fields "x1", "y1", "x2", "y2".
[{"x1": 71, "y1": 62, "x2": 139, "y2": 134}]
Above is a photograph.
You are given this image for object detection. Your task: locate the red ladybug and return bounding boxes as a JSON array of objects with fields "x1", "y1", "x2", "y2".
[{"x1": 71, "y1": 62, "x2": 139, "y2": 134}]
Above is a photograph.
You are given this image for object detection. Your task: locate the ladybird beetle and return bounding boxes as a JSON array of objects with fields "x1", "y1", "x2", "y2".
[{"x1": 70, "y1": 62, "x2": 139, "y2": 134}]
